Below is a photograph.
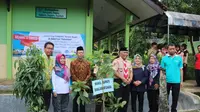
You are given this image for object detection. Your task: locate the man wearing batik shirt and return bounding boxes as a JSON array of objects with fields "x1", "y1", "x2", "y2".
[
  {"x1": 112, "y1": 47, "x2": 133, "y2": 112},
  {"x1": 70, "y1": 46, "x2": 91, "y2": 112}
]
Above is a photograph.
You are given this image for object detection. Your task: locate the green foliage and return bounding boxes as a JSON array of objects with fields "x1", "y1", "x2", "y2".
[
  {"x1": 13, "y1": 45, "x2": 46, "y2": 112},
  {"x1": 87, "y1": 50, "x2": 115, "y2": 79},
  {"x1": 161, "y1": 0, "x2": 200, "y2": 15},
  {"x1": 163, "y1": 34, "x2": 185, "y2": 45},
  {"x1": 101, "y1": 38, "x2": 109, "y2": 50},
  {"x1": 143, "y1": 52, "x2": 149, "y2": 65},
  {"x1": 103, "y1": 92, "x2": 126, "y2": 112},
  {"x1": 70, "y1": 81, "x2": 91, "y2": 105},
  {"x1": 186, "y1": 54, "x2": 195, "y2": 80},
  {"x1": 129, "y1": 25, "x2": 149, "y2": 58},
  {"x1": 113, "y1": 81, "x2": 120, "y2": 89},
  {"x1": 87, "y1": 50, "x2": 126, "y2": 112}
]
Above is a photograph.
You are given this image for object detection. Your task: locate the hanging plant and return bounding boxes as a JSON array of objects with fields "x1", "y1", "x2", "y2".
[{"x1": 13, "y1": 45, "x2": 46, "y2": 112}]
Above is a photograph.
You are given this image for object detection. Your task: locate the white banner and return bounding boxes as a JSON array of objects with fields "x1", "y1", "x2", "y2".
[{"x1": 13, "y1": 31, "x2": 85, "y2": 58}]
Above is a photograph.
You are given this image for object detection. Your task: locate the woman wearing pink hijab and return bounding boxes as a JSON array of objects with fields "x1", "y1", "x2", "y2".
[{"x1": 52, "y1": 54, "x2": 71, "y2": 112}]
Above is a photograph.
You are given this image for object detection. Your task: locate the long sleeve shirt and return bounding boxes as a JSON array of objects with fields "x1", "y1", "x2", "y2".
[
  {"x1": 70, "y1": 59, "x2": 91, "y2": 81},
  {"x1": 42, "y1": 53, "x2": 54, "y2": 90},
  {"x1": 131, "y1": 67, "x2": 148, "y2": 92},
  {"x1": 52, "y1": 71, "x2": 70, "y2": 94}
]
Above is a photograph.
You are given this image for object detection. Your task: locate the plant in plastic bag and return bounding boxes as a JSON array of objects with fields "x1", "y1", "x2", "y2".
[{"x1": 13, "y1": 45, "x2": 46, "y2": 112}]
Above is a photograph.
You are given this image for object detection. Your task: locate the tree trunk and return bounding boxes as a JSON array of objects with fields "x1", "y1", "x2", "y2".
[
  {"x1": 102, "y1": 93, "x2": 105, "y2": 112},
  {"x1": 189, "y1": 36, "x2": 195, "y2": 55},
  {"x1": 101, "y1": 78, "x2": 105, "y2": 112},
  {"x1": 158, "y1": 71, "x2": 169, "y2": 112}
]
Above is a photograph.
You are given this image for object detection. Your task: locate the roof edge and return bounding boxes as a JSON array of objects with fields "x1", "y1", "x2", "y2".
[{"x1": 143, "y1": 0, "x2": 166, "y2": 14}]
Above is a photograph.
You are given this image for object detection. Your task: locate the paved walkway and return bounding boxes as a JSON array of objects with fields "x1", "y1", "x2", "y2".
[
  {"x1": 1, "y1": 80, "x2": 200, "y2": 94},
  {"x1": 182, "y1": 80, "x2": 200, "y2": 93},
  {"x1": 0, "y1": 80, "x2": 200, "y2": 112}
]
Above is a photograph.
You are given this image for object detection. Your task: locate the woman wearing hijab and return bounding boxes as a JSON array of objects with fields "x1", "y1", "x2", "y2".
[
  {"x1": 52, "y1": 54, "x2": 71, "y2": 112},
  {"x1": 147, "y1": 54, "x2": 160, "y2": 112},
  {"x1": 131, "y1": 54, "x2": 148, "y2": 112}
]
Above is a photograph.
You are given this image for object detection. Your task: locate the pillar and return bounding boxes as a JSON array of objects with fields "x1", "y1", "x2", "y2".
[
  {"x1": 7, "y1": 2, "x2": 13, "y2": 79},
  {"x1": 85, "y1": 0, "x2": 93, "y2": 56},
  {"x1": 125, "y1": 11, "x2": 131, "y2": 49}
]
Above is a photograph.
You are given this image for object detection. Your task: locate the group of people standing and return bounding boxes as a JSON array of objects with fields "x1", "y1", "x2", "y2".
[
  {"x1": 41, "y1": 41, "x2": 185, "y2": 112},
  {"x1": 41, "y1": 42, "x2": 91, "y2": 112},
  {"x1": 112, "y1": 43, "x2": 185, "y2": 112}
]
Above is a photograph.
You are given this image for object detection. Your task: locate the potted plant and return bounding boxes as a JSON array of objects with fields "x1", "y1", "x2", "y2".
[{"x1": 13, "y1": 45, "x2": 46, "y2": 112}]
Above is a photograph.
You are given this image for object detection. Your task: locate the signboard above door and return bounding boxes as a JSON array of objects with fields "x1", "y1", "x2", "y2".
[{"x1": 35, "y1": 7, "x2": 67, "y2": 19}]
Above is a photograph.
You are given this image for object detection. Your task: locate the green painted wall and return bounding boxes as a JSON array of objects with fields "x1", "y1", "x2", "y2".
[
  {"x1": 0, "y1": 0, "x2": 7, "y2": 44},
  {"x1": 12, "y1": 0, "x2": 87, "y2": 34}
]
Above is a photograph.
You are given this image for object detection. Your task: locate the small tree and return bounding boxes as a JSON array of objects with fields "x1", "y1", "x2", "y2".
[
  {"x1": 13, "y1": 45, "x2": 46, "y2": 112},
  {"x1": 87, "y1": 50, "x2": 126, "y2": 112}
]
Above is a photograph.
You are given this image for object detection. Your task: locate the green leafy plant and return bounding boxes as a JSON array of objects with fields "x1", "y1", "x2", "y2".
[
  {"x1": 143, "y1": 52, "x2": 149, "y2": 65},
  {"x1": 70, "y1": 81, "x2": 91, "y2": 105},
  {"x1": 13, "y1": 45, "x2": 46, "y2": 112},
  {"x1": 94, "y1": 83, "x2": 126, "y2": 112},
  {"x1": 87, "y1": 50, "x2": 115, "y2": 78},
  {"x1": 105, "y1": 93, "x2": 126, "y2": 112},
  {"x1": 186, "y1": 54, "x2": 195, "y2": 80},
  {"x1": 129, "y1": 26, "x2": 149, "y2": 57},
  {"x1": 87, "y1": 50, "x2": 127, "y2": 112}
]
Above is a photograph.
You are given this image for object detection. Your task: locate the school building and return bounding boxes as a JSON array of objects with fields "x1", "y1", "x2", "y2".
[{"x1": 0, "y1": 0, "x2": 165, "y2": 79}]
